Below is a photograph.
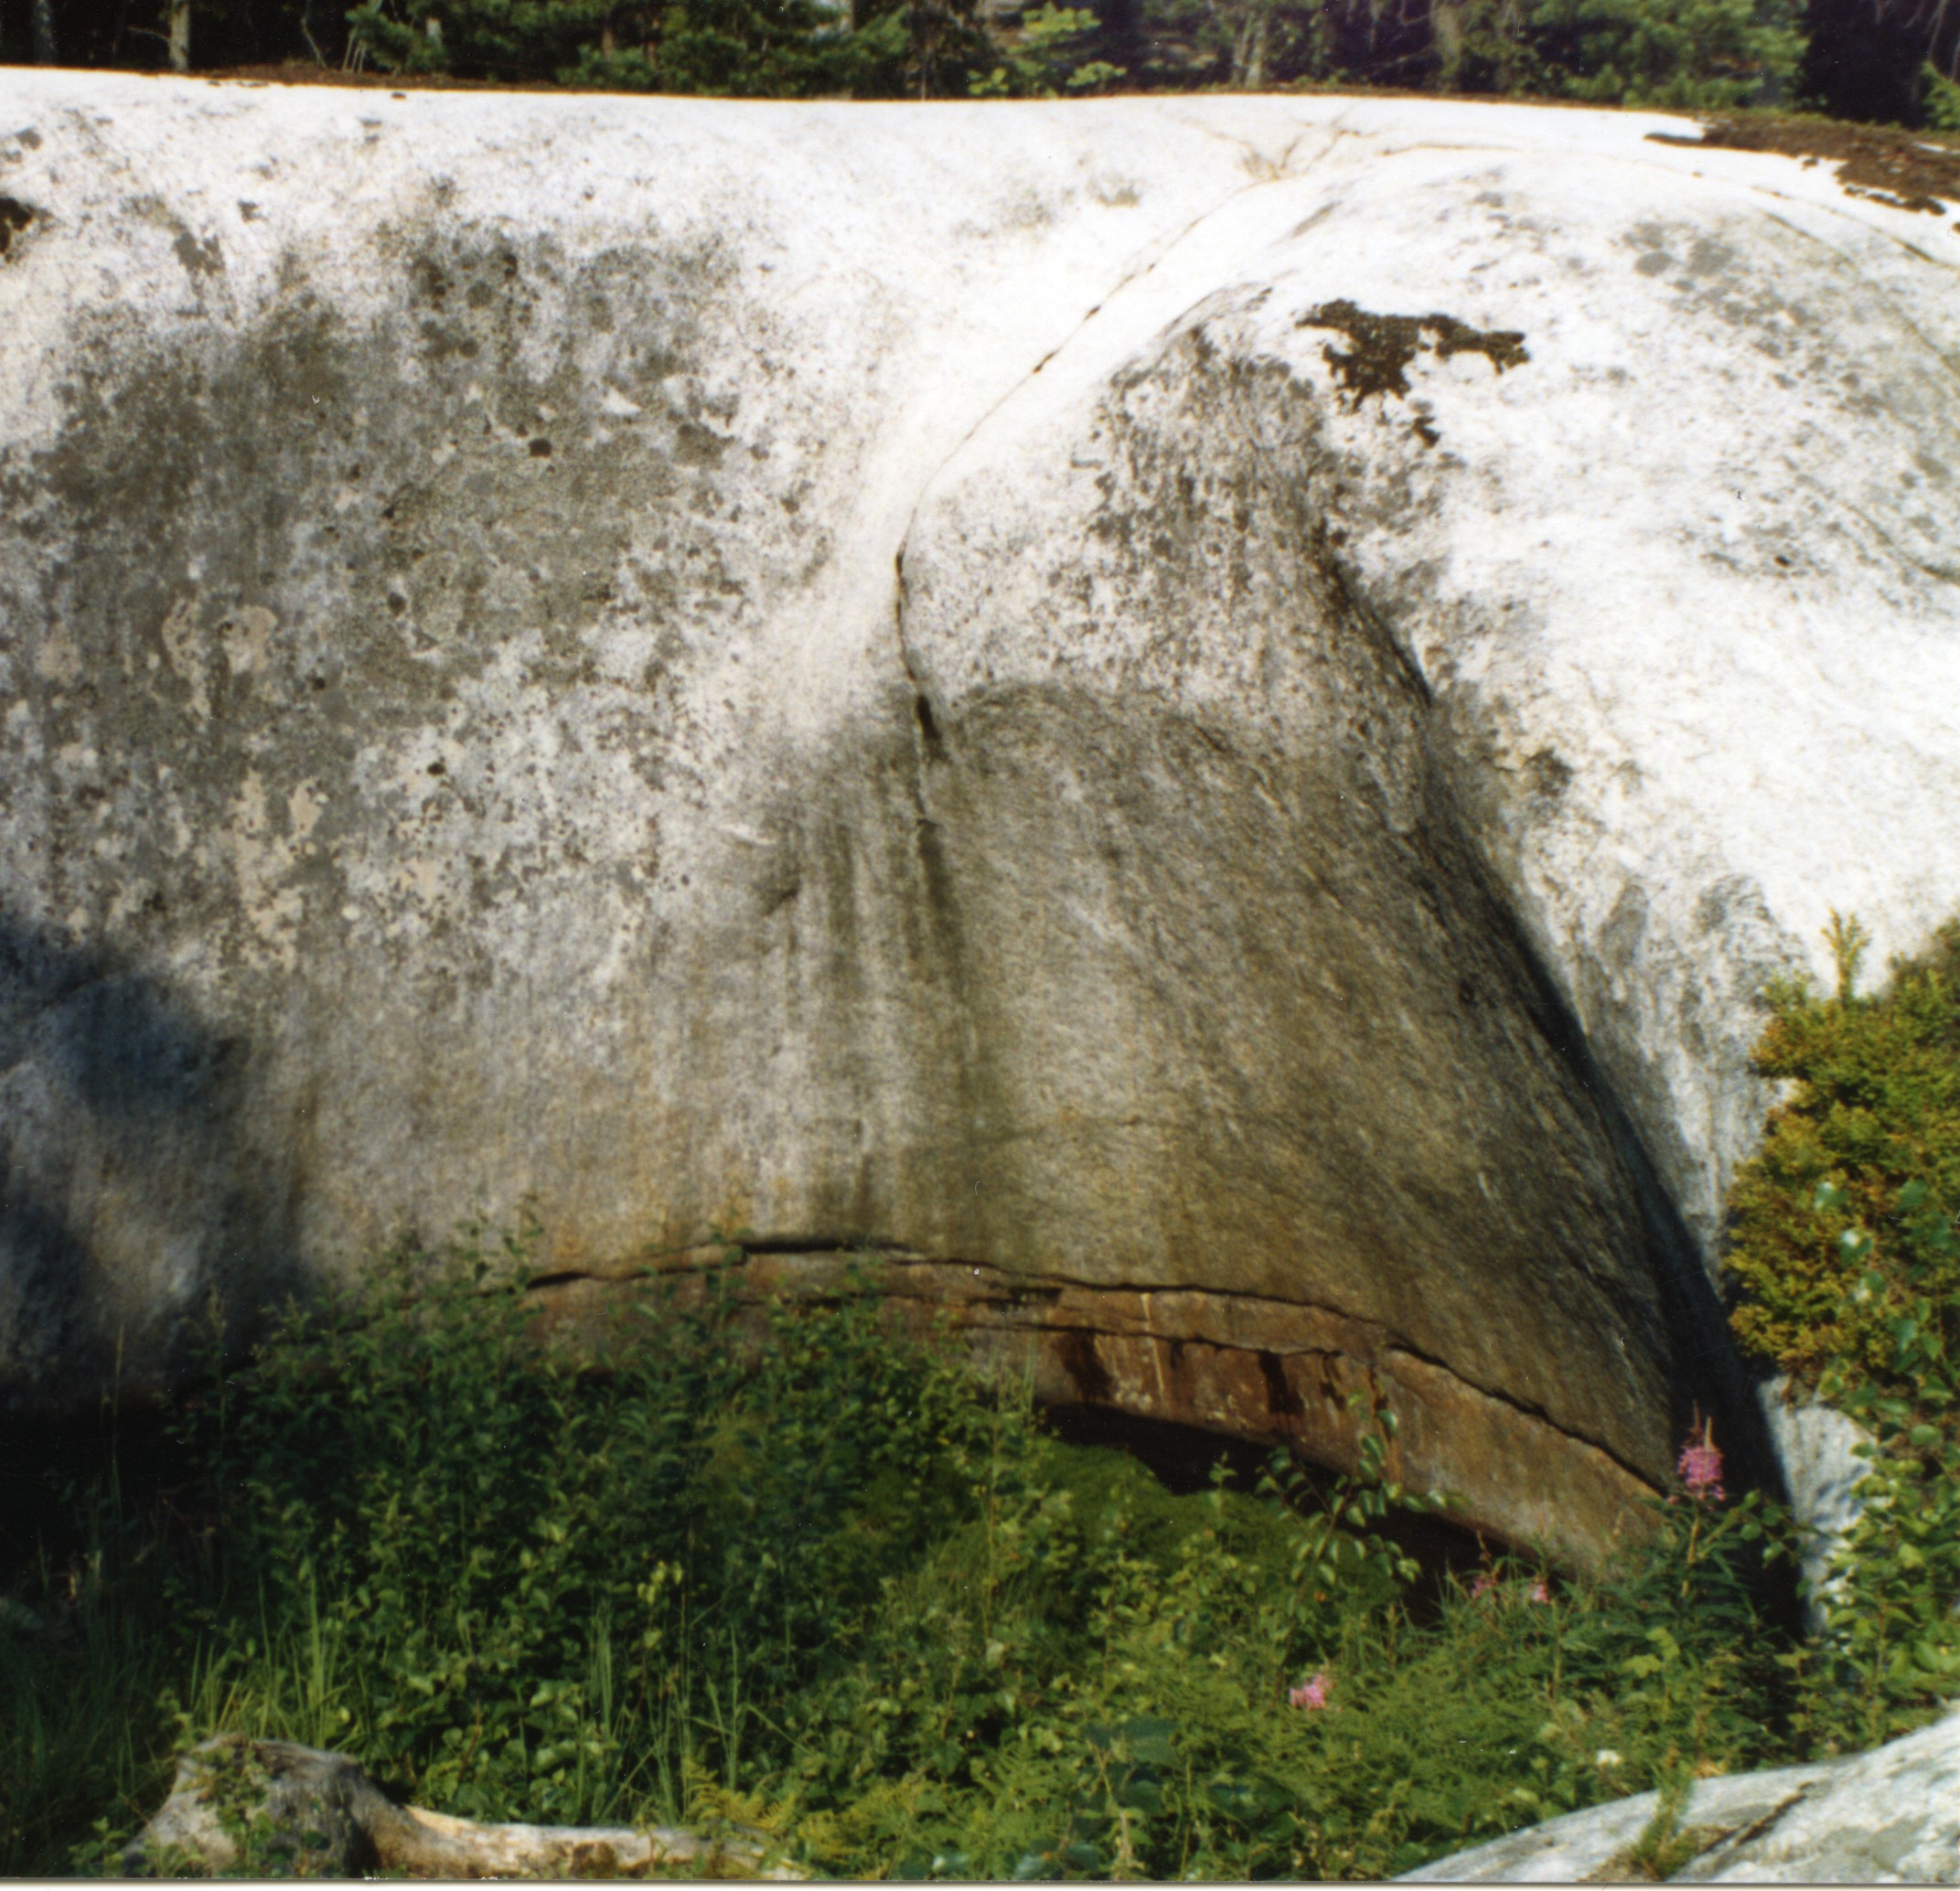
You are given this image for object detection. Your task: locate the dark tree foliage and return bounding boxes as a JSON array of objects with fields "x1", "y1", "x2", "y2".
[
  {"x1": 2, "y1": 0, "x2": 348, "y2": 69},
  {"x1": 1799, "y1": 0, "x2": 1957, "y2": 121},
  {"x1": 0, "y1": 0, "x2": 1947, "y2": 160},
  {"x1": 1525, "y1": 0, "x2": 1802, "y2": 107}
]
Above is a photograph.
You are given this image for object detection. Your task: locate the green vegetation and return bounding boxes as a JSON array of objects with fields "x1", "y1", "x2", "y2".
[
  {"x1": 1927, "y1": 62, "x2": 1960, "y2": 130},
  {"x1": 7, "y1": 1236, "x2": 1795, "y2": 1879},
  {"x1": 331, "y1": 0, "x2": 1801, "y2": 101},
  {"x1": 1722, "y1": 913, "x2": 1960, "y2": 1750},
  {"x1": 339, "y1": 0, "x2": 1018, "y2": 97},
  {"x1": 1506, "y1": 0, "x2": 1804, "y2": 109},
  {"x1": 17, "y1": 0, "x2": 1960, "y2": 129},
  {"x1": 12, "y1": 909, "x2": 1960, "y2": 1878}
]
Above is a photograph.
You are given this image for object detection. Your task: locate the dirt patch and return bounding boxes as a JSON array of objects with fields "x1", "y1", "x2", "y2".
[{"x1": 1649, "y1": 115, "x2": 1960, "y2": 215}]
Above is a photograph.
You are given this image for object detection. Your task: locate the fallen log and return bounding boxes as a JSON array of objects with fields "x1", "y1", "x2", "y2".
[{"x1": 123, "y1": 1736, "x2": 801, "y2": 1879}]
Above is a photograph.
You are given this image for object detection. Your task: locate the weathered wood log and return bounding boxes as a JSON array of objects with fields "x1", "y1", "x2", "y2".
[{"x1": 123, "y1": 1736, "x2": 801, "y2": 1879}]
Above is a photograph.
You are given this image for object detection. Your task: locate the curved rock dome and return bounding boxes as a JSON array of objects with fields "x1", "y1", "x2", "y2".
[{"x1": 3, "y1": 75, "x2": 1957, "y2": 1564}]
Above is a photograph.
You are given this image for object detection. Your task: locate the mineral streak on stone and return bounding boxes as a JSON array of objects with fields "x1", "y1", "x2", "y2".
[
  {"x1": 527, "y1": 1249, "x2": 1665, "y2": 1568},
  {"x1": 3, "y1": 76, "x2": 1958, "y2": 1567}
]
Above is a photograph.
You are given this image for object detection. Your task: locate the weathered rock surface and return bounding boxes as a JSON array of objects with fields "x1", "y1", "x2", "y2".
[
  {"x1": 3, "y1": 77, "x2": 1958, "y2": 1559},
  {"x1": 1758, "y1": 1373, "x2": 1880, "y2": 1627},
  {"x1": 1400, "y1": 1704, "x2": 1960, "y2": 1881},
  {"x1": 124, "y1": 1735, "x2": 797, "y2": 1877}
]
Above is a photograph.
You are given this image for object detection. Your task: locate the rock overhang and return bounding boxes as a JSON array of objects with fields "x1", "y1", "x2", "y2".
[{"x1": 3, "y1": 73, "x2": 1959, "y2": 1568}]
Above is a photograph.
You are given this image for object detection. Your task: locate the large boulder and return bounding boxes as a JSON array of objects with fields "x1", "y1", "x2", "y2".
[{"x1": 3, "y1": 76, "x2": 1957, "y2": 1562}]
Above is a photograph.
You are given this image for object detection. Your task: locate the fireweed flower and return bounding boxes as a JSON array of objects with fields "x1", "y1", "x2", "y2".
[
  {"x1": 1290, "y1": 1672, "x2": 1332, "y2": 1710},
  {"x1": 1527, "y1": 1580, "x2": 1549, "y2": 1604},
  {"x1": 1470, "y1": 1570, "x2": 1497, "y2": 1601},
  {"x1": 1677, "y1": 1424, "x2": 1726, "y2": 1503}
]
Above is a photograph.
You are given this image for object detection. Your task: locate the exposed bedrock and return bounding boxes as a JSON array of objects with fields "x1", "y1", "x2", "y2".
[{"x1": 3, "y1": 77, "x2": 1958, "y2": 1564}]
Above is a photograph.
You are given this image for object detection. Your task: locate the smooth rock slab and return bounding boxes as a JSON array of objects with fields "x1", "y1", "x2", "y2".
[
  {"x1": 1400, "y1": 1706, "x2": 1960, "y2": 1882},
  {"x1": 4, "y1": 78, "x2": 1958, "y2": 1561}
]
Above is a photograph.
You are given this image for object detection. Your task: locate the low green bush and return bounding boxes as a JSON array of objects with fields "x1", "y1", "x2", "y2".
[
  {"x1": 16, "y1": 903, "x2": 1960, "y2": 1875},
  {"x1": 1927, "y1": 64, "x2": 1960, "y2": 131},
  {"x1": 1723, "y1": 913, "x2": 1960, "y2": 1750},
  {"x1": 1517, "y1": 0, "x2": 1802, "y2": 109},
  {"x1": 5, "y1": 1232, "x2": 1805, "y2": 1878}
]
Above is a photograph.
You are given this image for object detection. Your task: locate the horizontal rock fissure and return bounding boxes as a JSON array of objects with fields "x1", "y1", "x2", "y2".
[{"x1": 518, "y1": 1245, "x2": 1665, "y2": 1504}]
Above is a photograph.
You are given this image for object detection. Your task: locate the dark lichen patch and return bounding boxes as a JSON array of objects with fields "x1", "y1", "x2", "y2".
[
  {"x1": 0, "y1": 196, "x2": 36, "y2": 260},
  {"x1": 173, "y1": 230, "x2": 225, "y2": 282},
  {"x1": 1649, "y1": 117, "x2": 1960, "y2": 216},
  {"x1": 1526, "y1": 747, "x2": 1573, "y2": 800},
  {"x1": 1295, "y1": 299, "x2": 1528, "y2": 443}
]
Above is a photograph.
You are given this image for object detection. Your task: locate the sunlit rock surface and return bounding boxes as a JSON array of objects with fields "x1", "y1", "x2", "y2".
[
  {"x1": 3, "y1": 75, "x2": 1957, "y2": 1562},
  {"x1": 1401, "y1": 1704, "x2": 1960, "y2": 1882}
]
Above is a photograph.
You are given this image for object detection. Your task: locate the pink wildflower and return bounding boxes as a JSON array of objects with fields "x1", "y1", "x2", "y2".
[
  {"x1": 1289, "y1": 1672, "x2": 1332, "y2": 1711},
  {"x1": 1470, "y1": 1570, "x2": 1498, "y2": 1601},
  {"x1": 1677, "y1": 1423, "x2": 1726, "y2": 1503},
  {"x1": 1527, "y1": 1579, "x2": 1550, "y2": 1604}
]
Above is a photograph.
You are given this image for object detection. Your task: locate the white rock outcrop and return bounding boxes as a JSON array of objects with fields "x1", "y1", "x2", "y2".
[
  {"x1": 1401, "y1": 1704, "x2": 1960, "y2": 1882},
  {"x1": 2, "y1": 76, "x2": 1956, "y2": 1558}
]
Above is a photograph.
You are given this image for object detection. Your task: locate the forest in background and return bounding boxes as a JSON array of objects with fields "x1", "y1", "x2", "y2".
[{"x1": 3, "y1": 0, "x2": 1959, "y2": 130}]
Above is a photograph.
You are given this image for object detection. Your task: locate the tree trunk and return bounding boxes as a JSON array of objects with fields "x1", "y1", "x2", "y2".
[
  {"x1": 1228, "y1": 0, "x2": 1270, "y2": 87},
  {"x1": 31, "y1": 0, "x2": 58, "y2": 64},
  {"x1": 1431, "y1": 0, "x2": 1463, "y2": 90},
  {"x1": 129, "y1": 1739, "x2": 802, "y2": 1882},
  {"x1": 166, "y1": 0, "x2": 191, "y2": 70}
]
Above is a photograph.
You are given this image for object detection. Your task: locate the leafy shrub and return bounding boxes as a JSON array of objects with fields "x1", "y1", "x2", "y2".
[
  {"x1": 1725, "y1": 914, "x2": 1960, "y2": 1392},
  {"x1": 1927, "y1": 63, "x2": 1960, "y2": 130},
  {"x1": 1723, "y1": 912, "x2": 1960, "y2": 1747},
  {"x1": 1519, "y1": 0, "x2": 1802, "y2": 107},
  {"x1": 5, "y1": 1227, "x2": 1819, "y2": 1880},
  {"x1": 968, "y1": 5, "x2": 1125, "y2": 96},
  {"x1": 19, "y1": 917, "x2": 1960, "y2": 1877}
]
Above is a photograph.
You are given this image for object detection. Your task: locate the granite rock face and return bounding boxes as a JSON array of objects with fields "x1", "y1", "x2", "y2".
[
  {"x1": 3, "y1": 78, "x2": 1957, "y2": 1561},
  {"x1": 1400, "y1": 1705, "x2": 1960, "y2": 1882}
]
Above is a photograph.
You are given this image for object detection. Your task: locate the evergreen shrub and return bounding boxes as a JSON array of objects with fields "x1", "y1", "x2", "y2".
[{"x1": 1723, "y1": 913, "x2": 1960, "y2": 1747}]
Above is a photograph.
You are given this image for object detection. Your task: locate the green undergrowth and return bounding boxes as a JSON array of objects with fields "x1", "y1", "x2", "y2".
[
  {"x1": 14, "y1": 905, "x2": 1960, "y2": 1878},
  {"x1": 1723, "y1": 913, "x2": 1960, "y2": 1750},
  {"x1": 5, "y1": 1239, "x2": 1803, "y2": 1879}
]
